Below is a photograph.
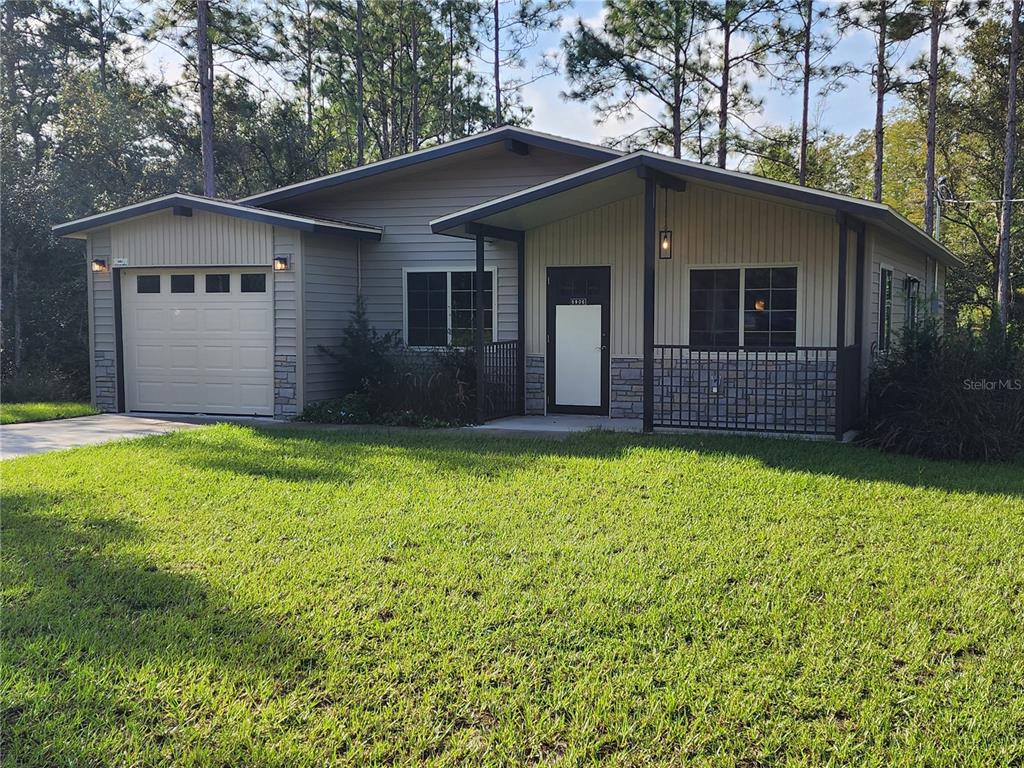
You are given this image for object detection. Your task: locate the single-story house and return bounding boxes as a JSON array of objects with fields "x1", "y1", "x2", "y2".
[{"x1": 55, "y1": 126, "x2": 960, "y2": 437}]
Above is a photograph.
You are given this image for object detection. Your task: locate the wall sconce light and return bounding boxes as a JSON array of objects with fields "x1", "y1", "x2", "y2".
[
  {"x1": 91, "y1": 259, "x2": 108, "y2": 273},
  {"x1": 273, "y1": 255, "x2": 290, "y2": 271},
  {"x1": 658, "y1": 189, "x2": 673, "y2": 259},
  {"x1": 754, "y1": 298, "x2": 766, "y2": 312}
]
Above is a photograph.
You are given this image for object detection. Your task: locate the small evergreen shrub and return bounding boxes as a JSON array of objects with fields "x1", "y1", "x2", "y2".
[
  {"x1": 316, "y1": 295, "x2": 399, "y2": 396},
  {"x1": 861, "y1": 319, "x2": 1024, "y2": 461},
  {"x1": 305, "y1": 296, "x2": 477, "y2": 427}
]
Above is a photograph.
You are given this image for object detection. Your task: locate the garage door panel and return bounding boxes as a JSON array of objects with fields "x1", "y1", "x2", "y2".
[
  {"x1": 122, "y1": 268, "x2": 274, "y2": 416},
  {"x1": 239, "y1": 383, "x2": 273, "y2": 407},
  {"x1": 169, "y1": 309, "x2": 200, "y2": 331},
  {"x1": 135, "y1": 345, "x2": 165, "y2": 368},
  {"x1": 135, "y1": 308, "x2": 166, "y2": 331},
  {"x1": 202, "y1": 345, "x2": 236, "y2": 370},
  {"x1": 169, "y1": 345, "x2": 201, "y2": 369},
  {"x1": 238, "y1": 345, "x2": 271, "y2": 371},
  {"x1": 203, "y1": 308, "x2": 236, "y2": 333},
  {"x1": 238, "y1": 308, "x2": 271, "y2": 331}
]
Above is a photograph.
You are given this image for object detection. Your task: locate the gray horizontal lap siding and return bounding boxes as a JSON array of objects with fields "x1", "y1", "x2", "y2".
[
  {"x1": 302, "y1": 232, "x2": 358, "y2": 403},
  {"x1": 277, "y1": 147, "x2": 595, "y2": 343},
  {"x1": 88, "y1": 229, "x2": 117, "y2": 412}
]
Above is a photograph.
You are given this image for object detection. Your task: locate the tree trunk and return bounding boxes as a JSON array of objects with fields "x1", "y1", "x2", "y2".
[
  {"x1": 997, "y1": 0, "x2": 1021, "y2": 327},
  {"x1": 672, "y1": 5, "x2": 682, "y2": 158},
  {"x1": 196, "y1": 0, "x2": 216, "y2": 196},
  {"x1": 924, "y1": 1, "x2": 940, "y2": 235},
  {"x1": 493, "y1": 0, "x2": 501, "y2": 126},
  {"x1": 411, "y1": 8, "x2": 420, "y2": 151},
  {"x1": 873, "y1": 6, "x2": 887, "y2": 203},
  {"x1": 717, "y1": 22, "x2": 731, "y2": 168},
  {"x1": 356, "y1": 0, "x2": 365, "y2": 165},
  {"x1": 799, "y1": 0, "x2": 812, "y2": 185},
  {"x1": 304, "y1": 1, "x2": 313, "y2": 134},
  {"x1": 448, "y1": 6, "x2": 455, "y2": 138},
  {"x1": 97, "y1": 0, "x2": 107, "y2": 88}
]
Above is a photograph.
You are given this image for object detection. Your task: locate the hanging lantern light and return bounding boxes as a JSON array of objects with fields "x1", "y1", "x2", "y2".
[{"x1": 658, "y1": 188, "x2": 672, "y2": 259}]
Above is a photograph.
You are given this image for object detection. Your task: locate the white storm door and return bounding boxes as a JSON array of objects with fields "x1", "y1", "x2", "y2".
[
  {"x1": 121, "y1": 268, "x2": 274, "y2": 416},
  {"x1": 554, "y1": 304, "x2": 603, "y2": 407}
]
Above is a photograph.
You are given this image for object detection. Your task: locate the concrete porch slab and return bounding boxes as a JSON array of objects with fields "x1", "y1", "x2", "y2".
[{"x1": 471, "y1": 414, "x2": 643, "y2": 435}]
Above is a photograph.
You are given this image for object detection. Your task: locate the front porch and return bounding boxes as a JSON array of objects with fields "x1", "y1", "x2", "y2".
[{"x1": 443, "y1": 155, "x2": 866, "y2": 440}]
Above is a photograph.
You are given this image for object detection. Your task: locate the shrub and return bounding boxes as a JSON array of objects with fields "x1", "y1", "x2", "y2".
[
  {"x1": 861, "y1": 319, "x2": 1024, "y2": 461},
  {"x1": 1, "y1": 365, "x2": 89, "y2": 403},
  {"x1": 308, "y1": 298, "x2": 476, "y2": 427},
  {"x1": 296, "y1": 393, "x2": 373, "y2": 424},
  {"x1": 316, "y1": 295, "x2": 399, "y2": 396},
  {"x1": 374, "y1": 346, "x2": 477, "y2": 426}
]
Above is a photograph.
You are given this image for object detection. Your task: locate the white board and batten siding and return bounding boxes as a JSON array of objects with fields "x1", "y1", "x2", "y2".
[
  {"x1": 525, "y1": 183, "x2": 851, "y2": 358},
  {"x1": 278, "y1": 145, "x2": 596, "y2": 345}
]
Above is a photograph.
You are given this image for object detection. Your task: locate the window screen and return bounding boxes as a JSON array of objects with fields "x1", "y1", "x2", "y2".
[
  {"x1": 170, "y1": 274, "x2": 194, "y2": 293},
  {"x1": 240, "y1": 273, "x2": 266, "y2": 293},
  {"x1": 136, "y1": 275, "x2": 160, "y2": 294},
  {"x1": 743, "y1": 267, "x2": 797, "y2": 349},
  {"x1": 206, "y1": 273, "x2": 230, "y2": 293},
  {"x1": 689, "y1": 269, "x2": 740, "y2": 348}
]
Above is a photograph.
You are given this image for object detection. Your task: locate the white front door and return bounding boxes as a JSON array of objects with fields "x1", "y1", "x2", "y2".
[
  {"x1": 120, "y1": 268, "x2": 274, "y2": 416},
  {"x1": 555, "y1": 304, "x2": 602, "y2": 407},
  {"x1": 548, "y1": 266, "x2": 609, "y2": 413}
]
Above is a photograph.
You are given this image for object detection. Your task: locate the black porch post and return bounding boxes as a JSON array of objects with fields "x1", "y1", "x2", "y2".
[
  {"x1": 642, "y1": 176, "x2": 656, "y2": 433},
  {"x1": 835, "y1": 214, "x2": 848, "y2": 440},
  {"x1": 475, "y1": 233, "x2": 486, "y2": 424},
  {"x1": 516, "y1": 234, "x2": 526, "y2": 414}
]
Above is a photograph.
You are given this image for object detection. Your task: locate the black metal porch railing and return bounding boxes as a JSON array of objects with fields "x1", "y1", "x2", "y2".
[
  {"x1": 653, "y1": 345, "x2": 839, "y2": 435},
  {"x1": 480, "y1": 340, "x2": 521, "y2": 421}
]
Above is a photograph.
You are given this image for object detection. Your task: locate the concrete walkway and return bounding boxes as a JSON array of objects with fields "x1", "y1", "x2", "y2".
[{"x1": 0, "y1": 414, "x2": 202, "y2": 460}]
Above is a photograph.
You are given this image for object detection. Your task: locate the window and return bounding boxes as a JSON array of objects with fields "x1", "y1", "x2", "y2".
[
  {"x1": 406, "y1": 269, "x2": 494, "y2": 347},
  {"x1": 743, "y1": 267, "x2": 797, "y2": 349},
  {"x1": 689, "y1": 267, "x2": 798, "y2": 349},
  {"x1": 878, "y1": 267, "x2": 893, "y2": 352},
  {"x1": 206, "y1": 273, "x2": 230, "y2": 293},
  {"x1": 136, "y1": 275, "x2": 160, "y2": 294},
  {"x1": 241, "y1": 273, "x2": 266, "y2": 293},
  {"x1": 170, "y1": 274, "x2": 194, "y2": 293},
  {"x1": 689, "y1": 269, "x2": 740, "y2": 347},
  {"x1": 905, "y1": 276, "x2": 920, "y2": 329}
]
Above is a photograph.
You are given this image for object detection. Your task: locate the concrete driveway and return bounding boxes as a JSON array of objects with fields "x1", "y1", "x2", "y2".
[{"x1": 0, "y1": 414, "x2": 201, "y2": 460}]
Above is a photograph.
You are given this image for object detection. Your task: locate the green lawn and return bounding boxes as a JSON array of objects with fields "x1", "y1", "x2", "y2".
[
  {"x1": 0, "y1": 401, "x2": 97, "y2": 425},
  {"x1": 2, "y1": 426, "x2": 1022, "y2": 766}
]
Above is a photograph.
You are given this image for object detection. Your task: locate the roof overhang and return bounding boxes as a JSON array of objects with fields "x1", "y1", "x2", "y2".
[
  {"x1": 53, "y1": 193, "x2": 383, "y2": 240},
  {"x1": 431, "y1": 152, "x2": 963, "y2": 268},
  {"x1": 238, "y1": 126, "x2": 622, "y2": 207}
]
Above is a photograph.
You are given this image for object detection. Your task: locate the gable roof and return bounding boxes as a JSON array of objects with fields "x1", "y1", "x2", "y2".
[
  {"x1": 53, "y1": 193, "x2": 383, "y2": 240},
  {"x1": 238, "y1": 126, "x2": 623, "y2": 207},
  {"x1": 430, "y1": 151, "x2": 962, "y2": 268}
]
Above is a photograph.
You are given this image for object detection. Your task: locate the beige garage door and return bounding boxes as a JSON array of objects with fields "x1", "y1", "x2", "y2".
[{"x1": 121, "y1": 268, "x2": 274, "y2": 416}]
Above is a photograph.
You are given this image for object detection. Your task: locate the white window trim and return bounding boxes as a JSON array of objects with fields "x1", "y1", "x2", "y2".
[
  {"x1": 686, "y1": 264, "x2": 801, "y2": 348},
  {"x1": 402, "y1": 266, "x2": 498, "y2": 348}
]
